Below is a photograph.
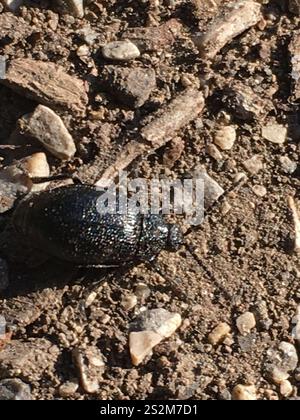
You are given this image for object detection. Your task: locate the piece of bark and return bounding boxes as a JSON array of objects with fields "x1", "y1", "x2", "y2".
[
  {"x1": 1, "y1": 59, "x2": 88, "y2": 115},
  {"x1": 224, "y1": 81, "x2": 272, "y2": 120},
  {"x1": 99, "y1": 66, "x2": 156, "y2": 109},
  {"x1": 192, "y1": 0, "x2": 262, "y2": 60},
  {"x1": 95, "y1": 89, "x2": 205, "y2": 187},
  {"x1": 19, "y1": 105, "x2": 76, "y2": 160},
  {"x1": 289, "y1": 31, "x2": 300, "y2": 100},
  {"x1": 122, "y1": 19, "x2": 182, "y2": 52}
]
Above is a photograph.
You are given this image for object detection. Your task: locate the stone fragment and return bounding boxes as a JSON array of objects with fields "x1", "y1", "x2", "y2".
[
  {"x1": 262, "y1": 124, "x2": 287, "y2": 144},
  {"x1": 102, "y1": 41, "x2": 140, "y2": 61},
  {"x1": 279, "y1": 380, "x2": 293, "y2": 397},
  {"x1": 20, "y1": 105, "x2": 76, "y2": 160},
  {"x1": 206, "y1": 143, "x2": 223, "y2": 161},
  {"x1": 208, "y1": 322, "x2": 231, "y2": 346},
  {"x1": 192, "y1": 1, "x2": 262, "y2": 60},
  {"x1": 236, "y1": 312, "x2": 256, "y2": 335},
  {"x1": 58, "y1": 380, "x2": 79, "y2": 398},
  {"x1": 232, "y1": 384, "x2": 257, "y2": 401},
  {"x1": 129, "y1": 309, "x2": 182, "y2": 366},
  {"x1": 1, "y1": 59, "x2": 88, "y2": 115},
  {"x1": 100, "y1": 66, "x2": 156, "y2": 109},
  {"x1": 279, "y1": 156, "x2": 297, "y2": 174},
  {"x1": 243, "y1": 154, "x2": 264, "y2": 175}
]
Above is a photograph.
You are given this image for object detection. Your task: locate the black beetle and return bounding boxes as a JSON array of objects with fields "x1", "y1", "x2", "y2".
[{"x1": 12, "y1": 184, "x2": 184, "y2": 267}]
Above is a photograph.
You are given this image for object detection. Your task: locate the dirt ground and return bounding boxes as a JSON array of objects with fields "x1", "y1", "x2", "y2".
[{"x1": 0, "y1": 0, "x2": 300, "y2": 400}]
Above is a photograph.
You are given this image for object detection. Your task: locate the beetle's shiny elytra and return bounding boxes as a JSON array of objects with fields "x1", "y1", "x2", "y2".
[{"x1": 12, "y1": 185, "x2": 183, "y2": 266}]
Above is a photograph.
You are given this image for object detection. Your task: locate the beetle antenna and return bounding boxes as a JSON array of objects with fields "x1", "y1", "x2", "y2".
[{"x1": 183, "y1": 175, "x2": 247, "y2": 237}]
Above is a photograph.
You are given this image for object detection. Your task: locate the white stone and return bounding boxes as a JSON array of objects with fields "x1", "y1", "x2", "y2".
[
  {"x1": 252, "y1": 185, "x2": 267, "y2": 197},
  {"x1": 236, "y1": 312, "x2": 256, "y2": 335},
  {"x1": 21, "y1": 105, "x2": 76, "y2": 161},
  {"x1": 279, "y1": 380, "x2": 293, "y2": 397},
  {"x1": 102, "y1": 40, "x2": 141, "y2": 61},
  {"x1": 262, "y1": 124, "x2": 287, "y2": 144}
]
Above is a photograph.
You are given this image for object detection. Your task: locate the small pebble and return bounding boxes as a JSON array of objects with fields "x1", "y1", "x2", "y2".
[
  {"x1": 102, "y1": 40, "x2": 141, "y2": 61},
  {"x1": 236, "y1": 312, "x2": 256, "y2": 335},
  {"x1": 214, "y1": 125, "x2": 236, "y2": 150},
  {"x1": 232, "y1": 384, "x2": 257, "y2": 401},
  {"x1": 129, "y1": 308, "x2": 182, "y2": 366},
  {"x1": 58, "y1": 380, "x2": 79, "y2": 398},
  {"x1": 208, "y1": 322, "x2": 231, "y2": 346},
  {"x1": 279, "y1": 380, "x2": 293, "y2": 397},
  {"x1": 279, "y1": 156, "x2": 297, "y2": 174},
  {"x1": 121, "y1": 294, "x2": 138, "y2": 311},
  {"x1": 135, "y1": 283, "x2": 151, "y2": 301},
  {"x1": 243, "y1": 155, "x2": 264, "y2": 175},
  {"x1": 0, "y1": 378, "x2": 32, "y2": 400},
  {"x1": 262, "y1": 124, "x2": 287, "y2": 144},
  {"x1": 252, "y1": 185, "x2": 267, "y2": 197}
]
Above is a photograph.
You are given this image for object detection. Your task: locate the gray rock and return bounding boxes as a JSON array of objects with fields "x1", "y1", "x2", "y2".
[
  {"x1": 102, "y1": 40, "x2": 141, "y2": 61},
  {"x1": 19, "y1": 105, "x2": 76, "y2": 160},
  {"x1": 100, "y1": 66, "x2": 156, "y2": 109},
  {"x1": 0, "y1": 378, "x2": 32, "y2": 400}
]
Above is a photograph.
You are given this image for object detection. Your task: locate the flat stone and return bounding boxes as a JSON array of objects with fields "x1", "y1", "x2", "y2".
[
  {"x1": 0, "y1": 378, "x2": 32, "y2": 400},
  {"x1": 236, "y1": 312, "x2": 256, "y2": 335},
  {"x1": 208, "y1": 322, "x2": 231, "y2": 346},
  {"x1": 1, "y1": 58, "x2": 88, "y2": 115},
  {"x1": 100, "y1": 66, "x2": 156, "y2": 108},
  {"x1": 20, "y1": 105, "x2": 76, "y2": 160},
  {"x1": 262, "y1": 124, "x2": 287, "y2": 144},
  {"x1": 102, "y1": 40, "x2": 141, "y2": 61},
  {"x1": 129, "y1": 308, "x2": 182, "y2": 366}
]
